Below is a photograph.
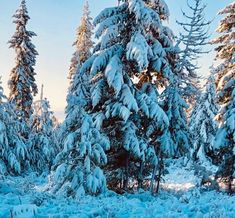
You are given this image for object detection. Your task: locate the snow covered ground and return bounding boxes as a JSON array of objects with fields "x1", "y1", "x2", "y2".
[{"x1": 0, "y1": 162, "x2": 234, "y2": 218}]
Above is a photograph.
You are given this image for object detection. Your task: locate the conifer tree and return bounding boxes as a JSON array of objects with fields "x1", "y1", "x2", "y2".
[
  {"x1": 0, "y1": 79, "x2": 27, "y2": 175},
  {"x1": 53, "y1": 69, "x2": 110, "y2": 197},
  {"x1": 161, "y1": 81, "x2": 190, "y2": 158},
  {"x1": 67, "y1": 0, "x2": 93, "y2": 84},
  {"x1": 28, "y1": 85, "x2": 58, "y2": 173},
  {"x1": 66, "y1": 0, "x2": 94, "y2": 116},
  {"x1": 176, "y1": 0, "x2": 211, "y2": 106},
  {"x1": 8, "y1": 0, "x2": 38, "y2": 122},
  {"x1": 190, "y1": 75, "x2": 219, "y2": 163},
  {"x1": 212, "y1": 2, "x2": 235, "y2": 193},
  {"x1": 52, "y1": 2, "x2": 109, "y2": 197},
  {"x1": 80, "y1": 0, "x2": 174, "y2": 193}
]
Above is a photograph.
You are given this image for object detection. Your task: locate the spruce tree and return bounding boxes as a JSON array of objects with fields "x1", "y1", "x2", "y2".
[
  {"x1": 212, "y1": 2, "x2": 235, "y2": 193},
  {"x1": 0, "y1": 78, "x2": 27, "y2": 175},
  {"x1": 161, "y1": 82, "x2": 190, "y2": 158},
  {"x1": 190, "y1": 75, "x2": 219, "y2": 163},
  {"x1": 80, "y1": 0, "x2": 174, "y2": 193},
  {"x1": 67, "y1": 0, "x2": 93, "y2": 84},
  {"x1": 28, "y1": 86, "x2": 58, "y2": 173},
  {"x1": 8, "y1": 0, "x2": 38, "y2": 122},
  {"x1": 66, "y1": 0, "x2": 94, "y2": 116},
  {"x1": 52, "y1": 2, "x2": 109, "y2": 197},
  {"x1": 53, "y1": 70, "x2": 110, "y2": 197},
  {"x1": 176, "y1": 0, "x2": 211, "y2": 106}
]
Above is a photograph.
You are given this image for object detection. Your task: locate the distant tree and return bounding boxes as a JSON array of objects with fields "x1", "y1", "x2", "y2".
[
  {"x1": 81, "y1": 0, "x2": 175, "y2": 194},
  {"x1": 161, "y1": 82, "x2": 190, "y2": 158},
  {"x1": 212, "y1": 2, "x2": 235, "y2": 194},
  {"x1": 190, "y1": 75, "x2": 219, "y2": 163},
  {"x1": 176, "y1": 0, "x2": 211, "y2": 106},
  {"x1": 66, "y1": 0, "x2": 94, "y2": 117},
  {"x1": 28, "y1": 85, "x2": 58, "y2": 173},
  {"x1": 0, "y1": 78, "x2": 27, "y2": 175},
  {"x1": 67, "y1": 0, "x2": 93, "y2": 84},
  {"x1": 8, "y1": 0, "x2": 38, "y2": 122}
]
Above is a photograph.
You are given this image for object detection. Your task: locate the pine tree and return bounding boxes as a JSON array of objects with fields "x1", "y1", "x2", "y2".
[
  {"x1": 52, "y1": 69, "x2": 110, "y2": 197},
  {"x1": 176, "y1": 0, "x2": 211, "y2": 106},
  {"x1": 0, "y1": 78, "x2": 27, "y2": 175},
  {"x1": 80, "y1": 0, "x2": 174, "y2": 193},
  {"x1": 190, "y1": 75, "x2": 219, "y2": 163},
  {"x1": 28, "y1": 85, "x2": 58, "y2": 173},
  {"x1": 66, "y1": 0, "x2": 94, "y2": 116},
  {"x1": 67, "y1": 0, "x2": 93, "y2": 84},
  {"x1": 52, "y1": 2, "x2": 109, "y2": 197},
  {"x1": 212, "y1": 2, "x2": 235, "y2": 193},
  {"x1": 8, "y1": 0, "x2": 38, "y2": 122},
  {"x1": 161, "y1": 82, "x2": 190, "y2": 158}
]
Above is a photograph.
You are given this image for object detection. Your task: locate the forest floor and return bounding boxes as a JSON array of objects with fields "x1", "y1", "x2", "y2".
[{"x1": 0, "y1": 160, "x2": 234, "y2": 218}]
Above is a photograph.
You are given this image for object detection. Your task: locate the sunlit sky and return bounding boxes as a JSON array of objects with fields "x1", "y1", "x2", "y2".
[{"x1": 0, "y1": 0, "x2": 231, "y2": 120}]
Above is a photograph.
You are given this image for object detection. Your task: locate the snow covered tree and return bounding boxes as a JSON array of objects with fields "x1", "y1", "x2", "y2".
[
  {"x1": 80, "y1": 0, "x2": 173, "y2": 193},
  {"x1": 189, "y1": 75, "x2": 219, "y2": 163},
  {"x1": 161, "y1": 82, "x2": 190, "y2": 158},
  {"x1": 0, "y1": 78, "x2": 27, "y2": 175},
  {"x1": 52, "y1": 68, "x2": 110, "y2": 197},
  {"x1": 212, "y1": 2, "x2": 235, "y2": 193},
  {"x1": 8, "y1": 0, "x2": 38, "y2": 122},
  {"x1": 51, "y1": 1, "x2": 110, "y2": 197},
  {"x1": 67, "y1": 0, "x2": 93, "y2": 84},
  {"x1": 27, "y1": 86, "x2": 58, "y2": 173},
  {"x1": 66, "y1": 0, "x2": 94, "y2": 117},
  {"x1": 176, "y1": 0, "x2": 211, "y2": 106}
]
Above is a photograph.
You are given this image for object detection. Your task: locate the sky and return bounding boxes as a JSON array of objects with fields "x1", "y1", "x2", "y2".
[{"x1": 0, "y1": 0, "x2": 232, "y2": 120}]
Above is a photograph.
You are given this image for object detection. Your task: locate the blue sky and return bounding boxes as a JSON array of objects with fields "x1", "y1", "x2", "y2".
[{"x1": 0, "y1": 0, "x2": 231, "y2": 119}]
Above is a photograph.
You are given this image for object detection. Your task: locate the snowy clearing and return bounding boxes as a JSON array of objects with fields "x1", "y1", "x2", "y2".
[{"x1": 0, "y1": 164, "x2": 234, "y2": 218}]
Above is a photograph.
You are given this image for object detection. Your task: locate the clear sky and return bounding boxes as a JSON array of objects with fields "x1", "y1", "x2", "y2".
[{"x1": 0, "y1": 0, "x2": 232, "y2": 120}]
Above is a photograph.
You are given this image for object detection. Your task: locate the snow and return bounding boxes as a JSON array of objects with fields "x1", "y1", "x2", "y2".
[
  {"x1": 126, "y1": 32, "x2": 152, "y2": 71},
  {"x1": 0, "y1": 161, "x2": 234, "y2": 217},
  {"x1": 104, "y1": 55, "x2": 124, "y2": 96}
]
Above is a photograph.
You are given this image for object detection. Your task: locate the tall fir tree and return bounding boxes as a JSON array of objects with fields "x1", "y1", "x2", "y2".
[
  {"x1": 8, "y1": 0, "x2": 38, "y2": 122},
  {"x1": 176, "y1": 0, "x2": 211, "y2": 106},
  {"x1": 80, "y1": 0, "x2": 176, "y2": 193},
  {"x1": 52, "y1": 1, "x2": 109, "y2": 197},
  {"x1": 67, "y1": 0, "x2": 93, "y2": 85},
  {"x1": 0, "y1": 78, "x2": 27, "y2": 175},
  {"x1": 189, "y1": 75, "x2": 219, "y2": 163},
  {"x1": 212, "y1": 2, "x2": 235, "y2": 193},
  {"x1": 66, "y1": 0, "x2": 94, "y2": 115}
]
